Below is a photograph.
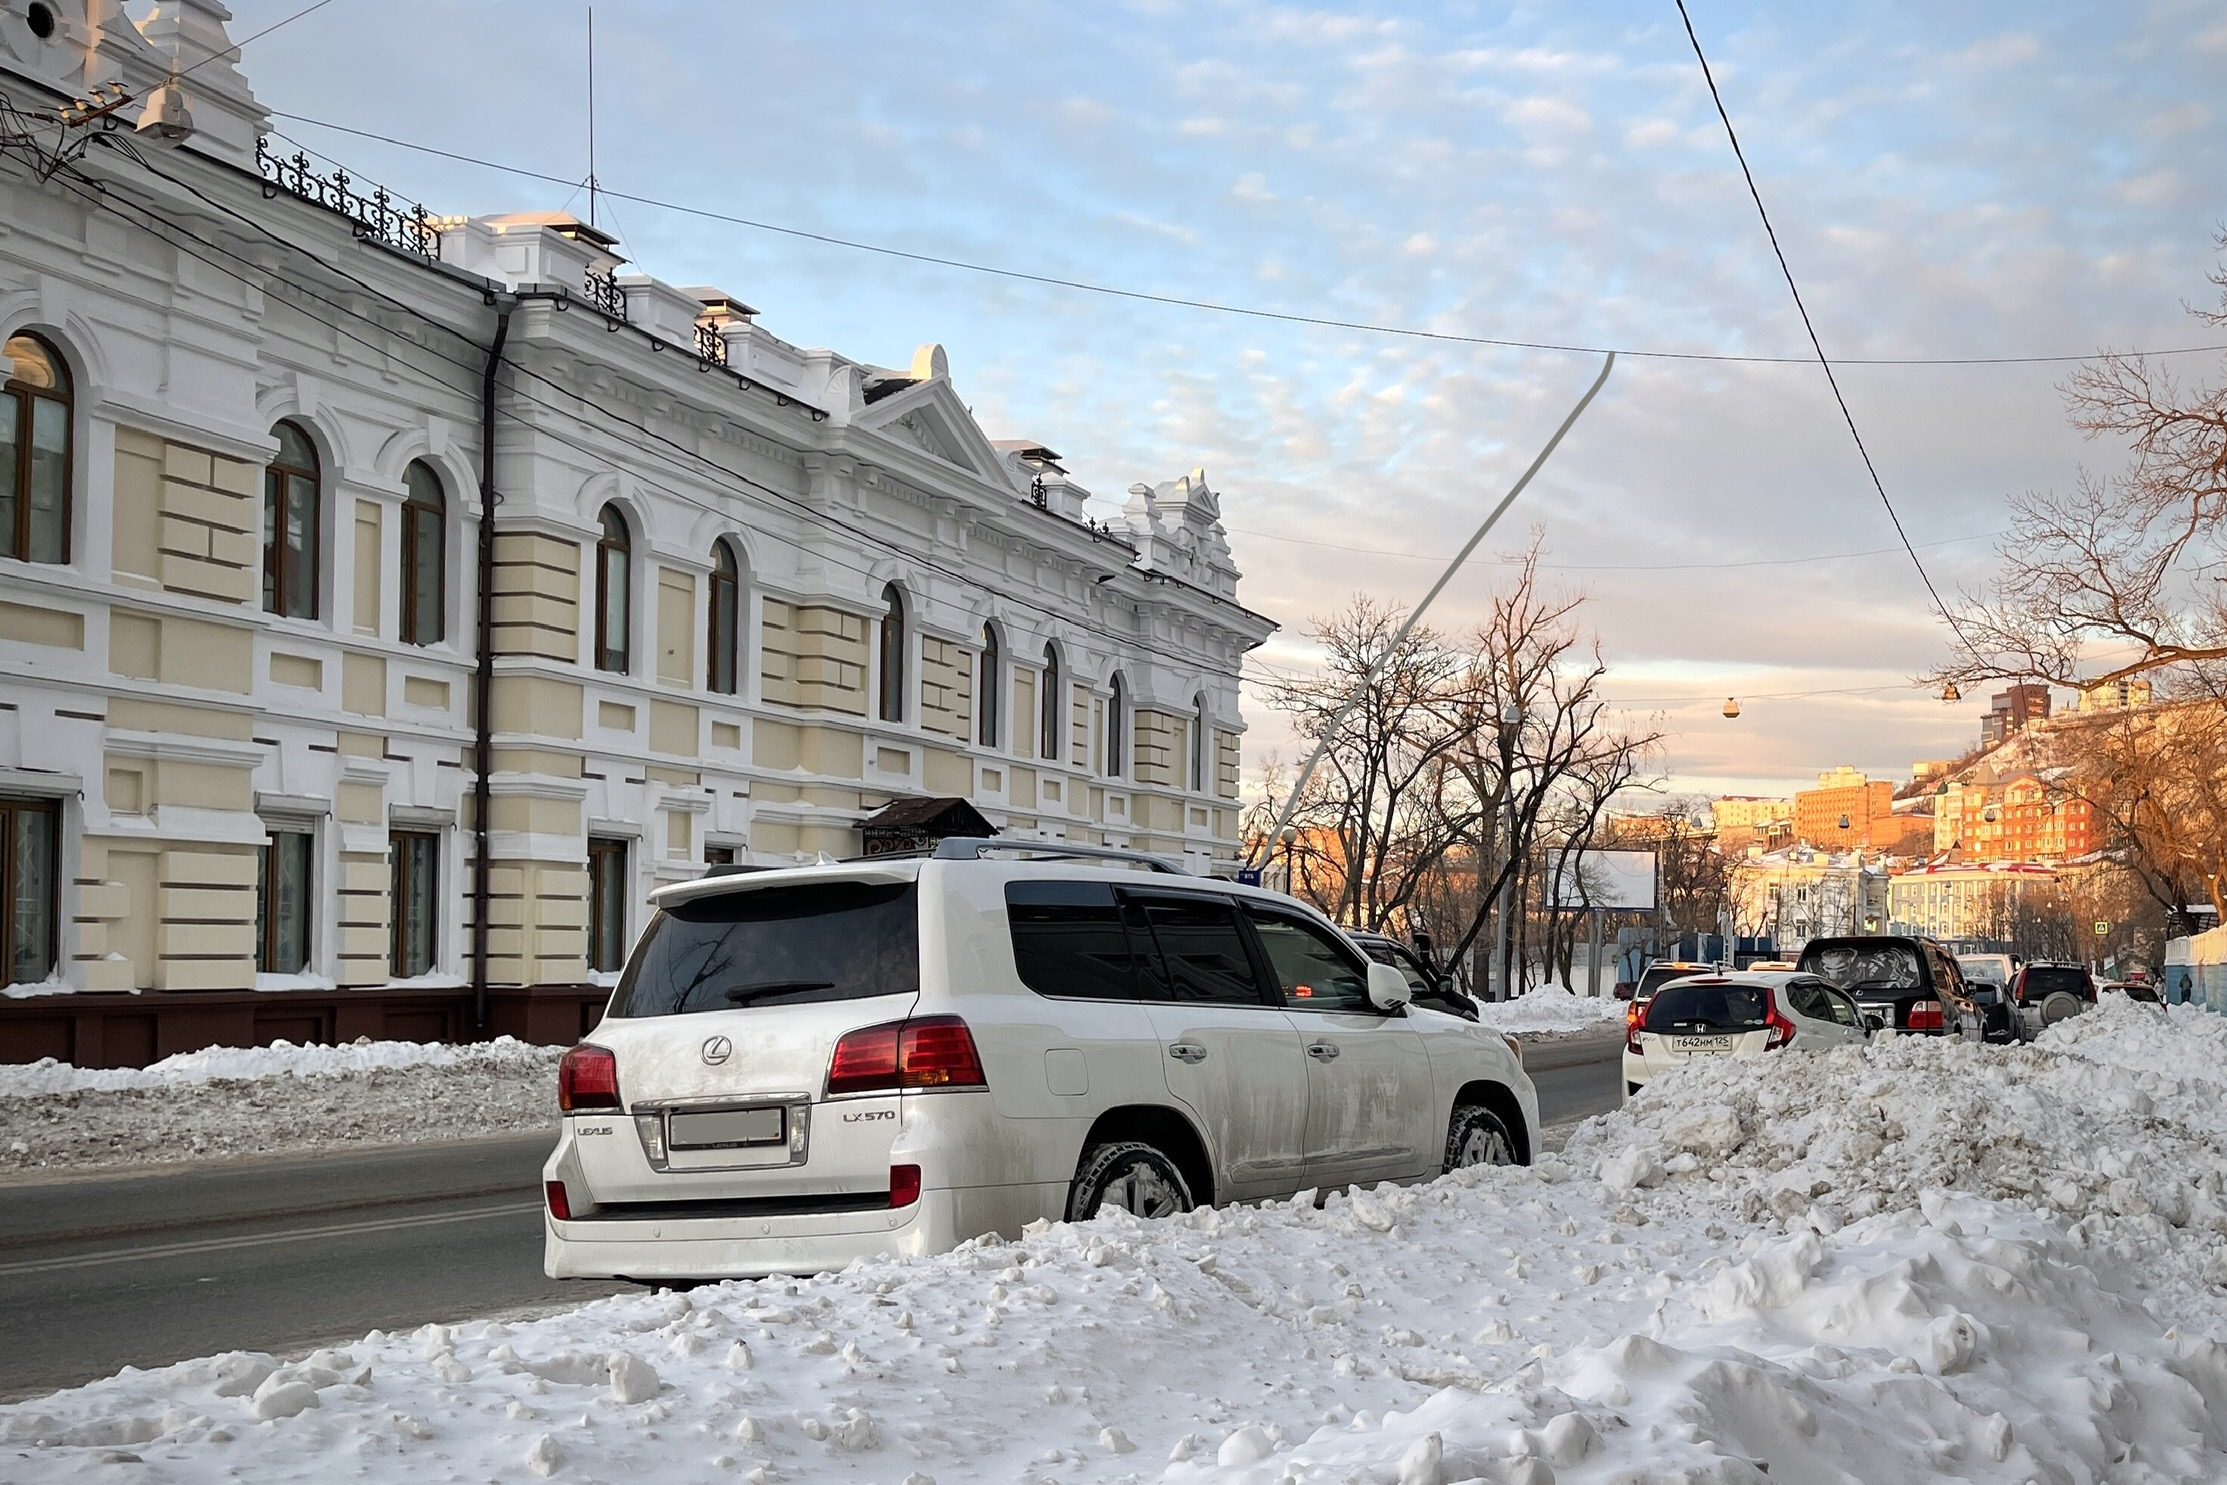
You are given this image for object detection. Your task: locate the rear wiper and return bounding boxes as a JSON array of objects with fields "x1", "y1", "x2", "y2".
[{"x1": 721, "y1": 980, "x2": 837, "y2": 1002}]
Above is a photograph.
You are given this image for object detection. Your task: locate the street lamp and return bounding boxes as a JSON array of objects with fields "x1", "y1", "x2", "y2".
[{"x1": 1277, "y1": 825, "x2": 1298, "y2": 895}]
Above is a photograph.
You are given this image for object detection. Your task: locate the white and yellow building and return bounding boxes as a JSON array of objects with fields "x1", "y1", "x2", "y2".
[{"x1": 0, "y1": 2, "x2": 1270, "y2": 1054}]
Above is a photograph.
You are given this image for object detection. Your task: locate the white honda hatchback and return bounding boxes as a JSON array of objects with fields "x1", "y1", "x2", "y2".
[
  {"x1": 543, "y1": 840, "x2": 1538, "y2": 1283},
  {"x1": 1622, "y1": 970, "x2": 1876, "y2": 1099}
]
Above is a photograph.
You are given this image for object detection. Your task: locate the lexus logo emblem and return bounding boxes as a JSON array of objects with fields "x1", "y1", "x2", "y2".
[{"x1": 701, "y1": 1035, "x2": 733, "y2": 1066}]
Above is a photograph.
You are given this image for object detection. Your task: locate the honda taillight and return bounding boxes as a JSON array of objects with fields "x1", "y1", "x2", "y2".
[
  {"x1": 889, "y1": 1164, "x2": 922, "y2": 1208},
  {"x1": 828, "y1": 1016, "x2": 987, "y2": 1095},
  {"x1": 557, "y1": 1044, "x2": 620, "y2": 1111},
  {"x1": 1764, "y1": 1002, "x2": 1797, "y2": 1050},
  {"x1": 1625, "y1": 1000, "x2": 1646, "y2": 1055},
  {"x1": 1907, "y1": 1000, "x2": 1945, "y2": 1032},
  {"x1": 544, "y1": 1180, "x2": 572, "y2": 1221}
]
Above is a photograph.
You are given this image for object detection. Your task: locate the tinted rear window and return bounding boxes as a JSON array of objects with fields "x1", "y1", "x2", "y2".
[
  {"x1": 1645, "y1": 981, "x2": 1770, "y2": 1031},
  {"x1": 1800, "y1": 942, "x2": 1923, "y2": 992},
  {"x1": 608, "y1": 881, "x2": 919, "y2": 1017},
  {"x1": 1639, "y1": 965, "x2": 1705, "y2": 997},
  {"x1": 2023, "y1": 966, "x2": 2089, "y2": 996},
  {"x1": 1005, "y1": 881, "x2": 1157, "y2": 1001}
]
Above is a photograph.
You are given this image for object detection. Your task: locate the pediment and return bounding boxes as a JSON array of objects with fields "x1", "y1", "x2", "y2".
[{"x1": 853, "y1": 377, "x2": 1012, "y2": 485}]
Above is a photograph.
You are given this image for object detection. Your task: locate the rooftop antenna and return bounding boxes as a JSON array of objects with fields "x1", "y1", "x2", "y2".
[{"x1": 585, "y1": 5, "x2": 599, "y2": 229}]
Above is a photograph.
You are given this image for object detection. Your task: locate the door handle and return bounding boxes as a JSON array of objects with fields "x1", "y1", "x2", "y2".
[
  {"x1": 1306, "y1": 1041, "x2": 1340, "y2": 1061},
  {"x1": 1167, "y1": 1042, "x2": 1207, "y2": 1064}
]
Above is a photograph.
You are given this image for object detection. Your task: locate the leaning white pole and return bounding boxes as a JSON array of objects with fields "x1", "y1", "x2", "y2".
[{"x1": 1249, "y1": 351, "x2": 1616, "y2": 870}]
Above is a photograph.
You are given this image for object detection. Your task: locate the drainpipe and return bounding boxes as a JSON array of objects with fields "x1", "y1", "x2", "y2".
[{"x1": 471, "y1": 305, "x2": 513, "y2": 1033}]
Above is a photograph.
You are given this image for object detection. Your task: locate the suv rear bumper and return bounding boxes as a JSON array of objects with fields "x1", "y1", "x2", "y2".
[{"x1": 544, "y1": 1188, "x2": 983, "y2": 1280}]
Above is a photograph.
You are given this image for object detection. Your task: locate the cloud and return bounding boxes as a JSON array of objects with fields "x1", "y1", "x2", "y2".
[{"x1": 1959, "y1": 32, "x2": 2041, "y2": 68}]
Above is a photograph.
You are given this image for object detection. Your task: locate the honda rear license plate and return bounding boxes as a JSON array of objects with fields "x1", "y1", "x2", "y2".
[
  {"x1": 668, "y1": 1107, "x2": 786, "y2": 1150},
  {"x1": 1671, "y1": 1035, "x2": 1733, "y2": 1053}
]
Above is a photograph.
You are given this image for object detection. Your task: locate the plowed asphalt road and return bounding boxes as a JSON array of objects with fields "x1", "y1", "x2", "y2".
[{"x1": 0, "y1": 1030, "x2": 1623, "y2": 1400}]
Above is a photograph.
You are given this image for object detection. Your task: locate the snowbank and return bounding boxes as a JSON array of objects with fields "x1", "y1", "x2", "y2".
[
  {"x1": 1472, "y1": 982, "x2": 1627, "y2": 1036},
  {"x1": 0, "y1": 1035, "x2": 554, "y2": 1098},
  {"x1": 9, "y1": 996, "x2": 2227, "y2": 1480},
  {"x1": 0, "y1": 1039, "x2": 562, "y2": 1172}
]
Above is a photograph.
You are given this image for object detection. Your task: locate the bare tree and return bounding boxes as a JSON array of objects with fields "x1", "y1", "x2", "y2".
[{"x1": 1935, "y1": 235, "x2": 2227, "y2": 693}]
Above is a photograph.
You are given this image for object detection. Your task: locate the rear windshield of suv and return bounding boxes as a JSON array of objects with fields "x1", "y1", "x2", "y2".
[
  {"x1": 1644, "y1": 981, "x2": 1769, "y2": 1032},
  {"x1": 1800, "y1": 942, "x2": 1923, "y2": 993},
  {"x1": 2022, "y1": 966, "x2": 2090, "y2": 997},
  {"x1": 1638, "y1": 964, "x2": 1707, "y2": 998},
  {"x1": 607, "y1": 880, "x2": 920, "y2": 1017}
]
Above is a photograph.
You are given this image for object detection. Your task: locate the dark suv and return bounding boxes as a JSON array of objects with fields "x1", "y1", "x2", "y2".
[
  {"x1": 2009, "y1": 962, "x2": 2096, "y2": 1029},
  {"x1": 1347, "y1": 930, "x2": 1480, "y2": 1021},
  {"x1": 1795, "y1": 935, "x2": 1981, "y2": 1037}
]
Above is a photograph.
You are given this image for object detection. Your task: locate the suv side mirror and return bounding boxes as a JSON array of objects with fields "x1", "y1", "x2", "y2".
[
  {"x1": 1862, "y1": 1012, "x2": 1886, "y2": 1033},
  {"x1": 1366, "y1": 961, "x2": 1413, "y2": 1012}
]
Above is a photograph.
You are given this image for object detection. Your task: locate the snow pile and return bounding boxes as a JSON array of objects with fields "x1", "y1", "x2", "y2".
[
  {"x1": 0, "y1": 1035, "x2": 555, "y2": 1097},
  {"x1": 1473, "y1": 982, "x2": 1626, "y2": 1036},
  {"x1": 11, "y1": 995, "x2": 2227, "y2": 1480},
  {"x1": 0, "y1": 1039, "x2": 562, "y2": 1172}
]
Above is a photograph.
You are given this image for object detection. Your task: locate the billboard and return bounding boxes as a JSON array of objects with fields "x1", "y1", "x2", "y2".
[{"x1": 1553, "y1": 848, "x2": 1659, "y2": 912}]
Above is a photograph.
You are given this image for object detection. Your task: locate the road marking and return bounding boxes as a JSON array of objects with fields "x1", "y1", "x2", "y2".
[{"x1": 0, "y1": 1200, "x2": 544, "y2": 1278}]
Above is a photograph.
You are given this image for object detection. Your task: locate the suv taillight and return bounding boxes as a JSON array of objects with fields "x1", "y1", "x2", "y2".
[
  {"x1": 1907, "y1": 1000, "x2": 1945, "y2": 1032},
  {"x1": 1764, "y1": 1002, "x2": 1797, "y2": 1050},
  {"x1": 558, "y1": 1044, "x2": 620, "y2": 1111},
  {"x1": 828, "y1": 1016, "x2": 987, "y2": 1095}
]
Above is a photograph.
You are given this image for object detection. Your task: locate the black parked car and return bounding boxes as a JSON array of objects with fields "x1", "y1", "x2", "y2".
[
  {"x1": 1794, "y1": 935, "x2": 1999, "y2": 1038},
  {"x1": 1347, "y1": 930, "x2": 1480, "y2": 1021}
]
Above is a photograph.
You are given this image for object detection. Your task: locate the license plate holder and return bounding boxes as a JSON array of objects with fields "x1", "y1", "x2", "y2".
[
  {"x1": 1671, "y1": 1035, "x2": 1733, "y2": 1053},
  {"x1": 668, "y1": 1106, "x2": 787, "y2": 1150}
]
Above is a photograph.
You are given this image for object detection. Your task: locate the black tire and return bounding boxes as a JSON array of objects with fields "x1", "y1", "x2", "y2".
[
  {"x1": 1066, "y1": 1140, "x2": 1194, "y2": 1222},
  {"x1": 1442, "y1": 1103, "x2": 1519, "y2": 1173}
]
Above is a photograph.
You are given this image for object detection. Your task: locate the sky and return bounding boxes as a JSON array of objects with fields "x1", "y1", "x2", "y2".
[{"x1": 205, "y1": 0, "x2": 2227, "y2": 799}]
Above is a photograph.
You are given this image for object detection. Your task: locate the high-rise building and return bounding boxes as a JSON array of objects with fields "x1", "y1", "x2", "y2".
[{"x1": 1981, "y1": 684, "x2": 2052, "y2": 747}]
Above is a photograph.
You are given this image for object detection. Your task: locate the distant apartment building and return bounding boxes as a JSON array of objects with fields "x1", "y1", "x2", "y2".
[
  {"x1": 1731, "y1": 846, "x2": 1890, "y2": 950},
  {"x1": 1792, "y1": 767, "x2": 1895, "y2": 849},
  {"x1": 1888, "y1": 861, "x2": 2057, "y2": 943},
  {"x1": 2078, "y1": 678, "x2": 2154, "y2": 712},
  {"x1": 1933, "y1": 772, "x2": 2099, "y2": 863},
  {"x1": 1980, "y1": 684, "x2": 2052, "y2": 748},
  {"x1": 1712, "y1": 796, "x2": 1793, "y2": 833}
]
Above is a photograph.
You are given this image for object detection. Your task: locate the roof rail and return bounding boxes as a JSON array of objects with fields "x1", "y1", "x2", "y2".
[{"x1": 927, "y1": 836, "x2": 1190, "y2": 875}]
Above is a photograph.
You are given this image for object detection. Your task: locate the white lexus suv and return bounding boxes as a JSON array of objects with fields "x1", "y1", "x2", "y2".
[{"x1": 542, "y1": 839, "x2": 1537, "y2": 1283}]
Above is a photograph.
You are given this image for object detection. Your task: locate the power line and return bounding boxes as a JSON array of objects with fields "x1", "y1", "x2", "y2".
[
  {"x1": 51, "y1": 146, "x2": 1260, "y2": 691},
  {"x1": 1673, "y1": 0, "x2": 1969, "y2": 644},
  {"x1": 265, "y1": 111, "x2": 2227, "y2": 373},
  {"x1": 1224, "y1": 523, "x2": 2004, "y2": 572}
]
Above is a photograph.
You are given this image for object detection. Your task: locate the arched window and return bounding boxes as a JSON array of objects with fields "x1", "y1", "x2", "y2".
[
  {"x1": 1107, "y1": 672, "x2": 1127, "y2": 778},
  {"x1": 263, "y1": 421, "x2": 321, "y2": 618},
  {"x1": 1, "y1": 332, "x2": 71, "y2": 564},
  {"x1": 877, "y1": 583, "x2": 907, "y2": 723},
  {"x1": 707, "y1": 540, "x2": 741, "y2": 695},
  {"x1": 1191, "y1": 692, "x2": 1209, "y2": 793},
  {"x1": 594, "y1": 504, "x2": 631, "y2": 673},
  {"x1": 1040, "y1": 643, "x2": 1061, "y2": 762},
  {"x1": 977, "y1": 623, "x2": 1000, "y2": 748},
  {"x1": 400, "y1": 460, "x2": 446, "y2": 645}
]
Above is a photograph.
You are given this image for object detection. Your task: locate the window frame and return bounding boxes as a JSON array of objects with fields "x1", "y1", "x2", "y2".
[
  {"x1": 1107, "y1": 672, "x2": 1127, "y2": 779},
  {"x1": 1239, "y1": 902, "x2": 1376, "y2": 1013},
  {"x1": 1191, "y1": 693, "x2": 1208, "y2": 794},
  {"x1": 388, "y1": 828, "x2": 440, "y2": 978},
  {"x1": 1040, "y1": 643, "x2": 1062, "y2": 762},
  {"x1": 594, "y1": 504, "x2": 632, "y2": 673},
  {"x1": 707, "y1": 539, "x2": 741, "y2": 695},
  {"x1": 255, "y1": 827, "x2": 316, "y2": 975},
  {"x1": 587, "y1": 835, "x2": 630, "y2": 974},
  {"x1": 399, "y1": 459, "x2": 446, "y2": 646},
  {"x1": 0, "y1": 794, "x2": 61, "y2": 985},
  {"x1": 877, "y1": 583, "x2": 907, "y2": 724},
  {"x1": 262, "y1": 420, "x2": 322, "y2": 619},
  {"x1": 1, "y1": 331, "x2": 72, "y2": 565},
  {"x1": 978, "y1": 622, "x2": 1001, "y2": 749},
  {"x1": 1123, "y1": 889, "x2": 1278, "y2": 1009}
]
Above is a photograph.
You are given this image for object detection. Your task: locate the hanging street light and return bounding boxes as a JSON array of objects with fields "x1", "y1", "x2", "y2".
[
  {"x1": 1722, "y1": 697, "x2": 1741, "y2": 719},
  {"x1": 1941, "y1": 681, "x2": 1961, "y2": 704}
]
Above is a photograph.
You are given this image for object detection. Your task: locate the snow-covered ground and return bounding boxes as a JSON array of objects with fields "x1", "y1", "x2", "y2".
[
  {"x1": 0, "y1": 1038, "x2": 560, "y2": 1173},
  {"x1": 9, "y1": 997, "x2": 2227, "y2": 1481},
  {"x1": 1472, "y1": 984, "x2": 1627, "y2": 1038}
]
